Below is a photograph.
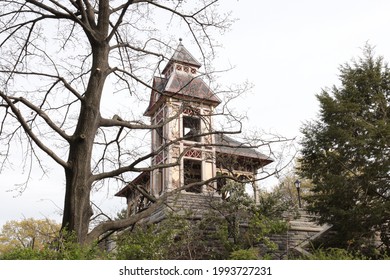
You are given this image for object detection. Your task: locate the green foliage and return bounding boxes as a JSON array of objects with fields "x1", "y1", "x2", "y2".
[
  {"x1": 275, "y1": 169, "x2": 312, "y2": 209},
  {"x1": 0, "y1": 238, "x2": 107, "y2": 260},
  {"x1": 296, "y1": 248, "x2": 368, "y2": 260},
  {"x1": 115, "y1": 208, "x2": 128, "y2": 220},
  {"x1": 245, "y1": 191, "x2": 289, "y2": 256},
  {"x1": 299, "y1": 45, "x2": 390, "y2": 256},
  {"x1": 167, "y1": 213, "x2": 221, "y2": 259},
  {"x1": 115, "y1": 223, "x2": 175, "y2": 260},
  {"x1": 229, "y1": 248, "x2": 259, "y2": 260},
  {"x1": 0, "y1": 227, "x2": 108, "y2": 260},
  {"x1": 208, "y1": 181, "x2": 289, "y2": 257},
  {"x1": 0, "y1": 247, "x2": 57, "y2": 260},
  {"x1": 54, "y1": 231, "x2": 109, "y2": 260},
  {"x1": 115, "y1": 213, "x2": 219, "y2": 260}
]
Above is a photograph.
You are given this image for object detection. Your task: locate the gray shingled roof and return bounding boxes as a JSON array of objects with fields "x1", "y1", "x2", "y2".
[
  {"x1": 144, "y1": 73, "x2": 221, "y2": 116},
  {"x1": 169, "y1": 43, "x2": 202, "y2": 68},
  {"x1": 164, "y1": 72, "x2": 221, "y2": 103},
  {"x1": 215, "y1": 134, "x2": 273, "y2": 163}
]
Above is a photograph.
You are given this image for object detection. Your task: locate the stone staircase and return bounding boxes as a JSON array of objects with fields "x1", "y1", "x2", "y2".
[{"x1": 268, "y1": 210, "x2": 332, "y2": 259}]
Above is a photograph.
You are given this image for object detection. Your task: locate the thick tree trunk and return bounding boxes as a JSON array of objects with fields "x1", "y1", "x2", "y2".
[
  {"x1": 62, "y1": 41, "x2": 109, "y2": 244},
  {"x1": 61, "y1": 0, "x2": 113, "y2": 244}
]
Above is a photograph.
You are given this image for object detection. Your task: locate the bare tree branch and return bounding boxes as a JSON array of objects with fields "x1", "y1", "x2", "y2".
[{"x1": 0, "y1": 90, "x2": 69, "y2": 168}]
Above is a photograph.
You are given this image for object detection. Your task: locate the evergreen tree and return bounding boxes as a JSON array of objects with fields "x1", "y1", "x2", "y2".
[{"x1": 299, "y1": 46, "x2": 390, "y2": 255}]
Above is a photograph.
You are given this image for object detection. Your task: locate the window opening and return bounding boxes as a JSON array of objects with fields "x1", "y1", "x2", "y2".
[
  {"x1": 183, "y1": 116, "x2": 201, "y2": 142},
  {"x1": 183, "y1": 159, "x2": 202, "y2": 193},
  {"x1": 155, "y1": 125, "x2": 164, "y2": 147}
]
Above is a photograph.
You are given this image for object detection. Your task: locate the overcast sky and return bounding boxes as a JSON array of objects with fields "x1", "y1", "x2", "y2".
[{"x1": 2, "y1": 0, "x2": 390, "y2": 227}]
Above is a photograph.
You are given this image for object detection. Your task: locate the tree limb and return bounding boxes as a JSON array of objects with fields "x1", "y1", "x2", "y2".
[{"x1": 0, "y1": 90, "x2": 69, "y2": 169}]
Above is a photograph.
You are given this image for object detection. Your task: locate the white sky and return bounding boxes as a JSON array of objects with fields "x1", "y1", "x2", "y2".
[{"x1": 2, "y1": 0, "x2": 390, "y2": 227}]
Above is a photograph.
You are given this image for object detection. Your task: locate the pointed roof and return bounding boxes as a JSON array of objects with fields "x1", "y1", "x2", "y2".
[
  {"x1": 163, "y1": 41, "x2": 202, "y2": 74},
  {"x1": 145, "y1": 43, "x2": 221, "y2": 116}
]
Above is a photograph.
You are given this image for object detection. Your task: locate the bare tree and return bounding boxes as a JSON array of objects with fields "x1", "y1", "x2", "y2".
[{"x1": 0, "y1": 0, "x2": 292, "y2": 245}]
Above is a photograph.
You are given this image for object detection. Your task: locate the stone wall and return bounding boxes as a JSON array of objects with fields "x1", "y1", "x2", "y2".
[
  {"x1": 142, "y1": 192, "x2": 221, "y2": 223},
  {"x1": 137, "y1": 195, "x2": 330, "y2": 259}
]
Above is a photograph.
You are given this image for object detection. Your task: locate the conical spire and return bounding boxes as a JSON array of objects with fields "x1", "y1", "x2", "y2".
[
  {"x1": 170, "y1": 39, "x2": 201, "y2": 68},
  {"x1": 162, "y1": 40, "x2": 201, "y2": 75}
]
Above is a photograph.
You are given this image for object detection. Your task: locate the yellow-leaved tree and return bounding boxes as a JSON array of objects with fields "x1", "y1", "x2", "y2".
[{"x1": 0, "y1": 218, "x2": 60, "y2": 254}]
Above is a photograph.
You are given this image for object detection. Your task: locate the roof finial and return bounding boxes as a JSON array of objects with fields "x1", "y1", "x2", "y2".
[{"x1": 179, "y1": 38, "x2": 183, "y2": 44}]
